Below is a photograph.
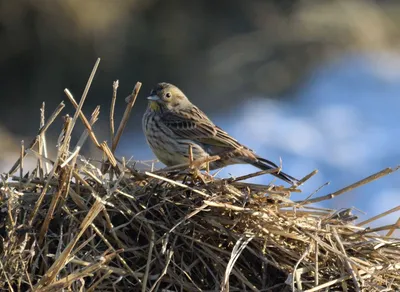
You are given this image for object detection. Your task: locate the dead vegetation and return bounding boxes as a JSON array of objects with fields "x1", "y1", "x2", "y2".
[{"x1": 0, "y1": 59, "x2": 399, "y2": 291}]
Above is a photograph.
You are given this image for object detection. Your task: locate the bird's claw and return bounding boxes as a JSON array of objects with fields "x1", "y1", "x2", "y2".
[{"x1": 189, "y1": 168, "x2": 214, "y2": 184}]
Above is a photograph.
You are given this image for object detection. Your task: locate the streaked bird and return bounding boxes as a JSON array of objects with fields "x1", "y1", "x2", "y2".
[{"x1": 142, "y1": 82, "x2": 299, "y2": 185}]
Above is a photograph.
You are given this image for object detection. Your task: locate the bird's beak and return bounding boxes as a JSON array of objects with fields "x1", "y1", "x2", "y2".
[{"x1": 147, "y1": 95, "x2": 160, "y2": 101}]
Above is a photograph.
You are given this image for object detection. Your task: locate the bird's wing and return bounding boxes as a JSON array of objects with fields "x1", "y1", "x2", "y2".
[{"x1": 160, "y1": 106, "x2": 242, "y2": 149}]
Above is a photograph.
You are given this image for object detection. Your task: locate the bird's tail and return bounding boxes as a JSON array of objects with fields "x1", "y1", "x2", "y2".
[{"x1": 251, "y1": 156, "x2": 299, "y2": 186}]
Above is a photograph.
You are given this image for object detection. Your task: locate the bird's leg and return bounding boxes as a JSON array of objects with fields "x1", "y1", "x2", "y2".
[
  {"x1": 195, "y1": 159, "x2": 214, "y2": 183},
  {"x1": 185, "y1": 144, "x2": 211, "y2": 184},
  {"x1": 187, "y1": 143, "x2": 199, "y2": 175},
  {"x1": 192, "y1": 168, "x2": 208, "y2": 184},
  {"x1": 202, "y1": 159, "x2": 214, "y2": 180},
  {"x1": 188, "y1": 144, "x2": 194, "y2": 167}
]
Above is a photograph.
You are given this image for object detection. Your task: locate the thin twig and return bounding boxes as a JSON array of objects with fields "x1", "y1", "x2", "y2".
[
  {"x1": 65, "y1": 58, "x2": 100, "y2": 142},
  {"x1": 19, "y1": 140, "x2": 24, "y2": 187},
  {"x1": 228, "y1": 168, "x2": 281, "y2": 183},
  {"x1": 64, "y1": 89, "x2": 101, "y2": 148},
  {"x1": 154, "y1": 155, "x2": 220, "y2": 173},
  {"x1": 35, "y1": 200, "x2": 105, "y2": 288},
  {"x1": 149, "y1": 250, "x2": 174, "y2": 292},
  {"x1": 142, "y1": 228, "x2": 155, "y2": 292},
  {"x1": 387, "y1": 216, "x2": 400, "y2": 237},
  {"x1": 292, "y1": 243, "x2": 312, "y2": 291},
  {"x1": 112, "y1": 82, "x2": 142, "y2": 152},
  {"x1": 40, "y1": 102, "x2": 50, "y2": 175},
  {"x1": 297, "y1": 169, "x2": 319, "y2": 186},
  {"x1": 30, "y1": 116, "x2": 72, "y2": 227},
  {"x1": 221, "y1": 236, "x2": 253, "y2": 292},
  {"x1": 8, "y1": 101, "x2": 65, "y2": 175},
  {"x1": 301, "y1": 181, "x2": 330, "y2": 204},
  {"x1": 357, "y1": 205, "x2": 400, "y2": 227},
  {"x1": 145, "y1": 171, "x2": 210, "y2": 198},
  {"x1": 298, "y1": 166, "x2": 400, "y2": 205},
  {"x1": 110, "y1": 80, "x2": 119, "y2": 144},
  {"x1": 332, "y1": 228, "x2": 361, "y2": 291}
]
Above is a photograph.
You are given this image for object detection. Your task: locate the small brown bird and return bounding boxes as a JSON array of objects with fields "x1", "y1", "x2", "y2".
[{"x1": 142, "y1": 82, "x2": 299, "y2": 185}]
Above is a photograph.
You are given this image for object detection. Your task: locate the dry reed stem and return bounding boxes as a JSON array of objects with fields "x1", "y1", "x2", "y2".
[
  {"x1": 64, "y1": 89, "x2": 100, "y2": 148},
  {"x1": 332, "y1": 228, "x2": 361, "y2": 291},
  {"x1": 298, "y1": 166, "x2": 400, "y2": 205},
  {"x1": 35, "y1": 199, "x2": 105, "y2": 289},
  {"x1": 357, "y1": 205, "x2": 400, "y2": 227},
  {"x1": 387, "y1": 216, "x2": 400, "y2": 237},
  {"x1": 8, "y1": 101, "x2": 65, "y2": 175},
  {"x1": 61, "y1": 105, "x2": 100, "y2": 168},
  {"x1": 39, "y1": 102, "x2": 49, "y2": 175},
  {"x1": 112, "y1": 82, "x2": 142, "y2": 152},
  {"x1": 39, "y1": 107, "x2": 101, "y2": 243},
  {"x1": 19, "y1": 140, "x2": 24, "y2": 187},
  {"x1": 63, "y1": 58, "x2": 100, "y2": 143},
  {"x1": 228, "y1": 167, "x2": 281, "y2": 183},
  {"x1": 110, "y1": 80, "x2": 119, "y2": 143},
  {"x1": 145, "y1": 171, "x2": 211, "y2": 198},
  {"x1": 154, "y1": 154, "x2": 221, "y2": 173}
]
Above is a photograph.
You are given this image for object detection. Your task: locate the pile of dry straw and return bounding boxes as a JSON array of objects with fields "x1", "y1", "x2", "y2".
[{"x1": 1, "y1": 59, "x2": 399, "y2": 291}]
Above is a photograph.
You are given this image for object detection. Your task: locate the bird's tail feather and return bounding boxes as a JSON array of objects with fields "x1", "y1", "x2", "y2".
[{"x1": 252, "y1": 156, "x2": 299, "y2": 186}]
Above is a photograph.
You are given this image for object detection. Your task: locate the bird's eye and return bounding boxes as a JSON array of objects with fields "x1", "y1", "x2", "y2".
[{"x1": 165, "y1": 92, "x2": 172, "y2": 98}]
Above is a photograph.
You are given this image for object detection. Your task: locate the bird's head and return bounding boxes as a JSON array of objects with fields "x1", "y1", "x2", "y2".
[{"x1": 147, "y1": 83, "x2": 191, "y2": 112}]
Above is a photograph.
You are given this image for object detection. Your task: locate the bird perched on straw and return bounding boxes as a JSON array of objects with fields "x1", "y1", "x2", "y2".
[{"x1": 142, "y1": 82, "x2": 299, "y2": 186}]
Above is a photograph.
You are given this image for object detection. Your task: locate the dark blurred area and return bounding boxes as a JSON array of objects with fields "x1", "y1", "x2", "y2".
[{"x1": 1, "y1": 0, "x2": 400, "y2": 162}]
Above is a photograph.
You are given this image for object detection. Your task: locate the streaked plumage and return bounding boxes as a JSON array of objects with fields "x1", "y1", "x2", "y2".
[{"x1": 142, "y1": 82, "x2": 299, "y2": 185}]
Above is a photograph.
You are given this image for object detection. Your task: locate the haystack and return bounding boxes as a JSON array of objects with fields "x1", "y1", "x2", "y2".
[{"x1": 1, "y1": 59, "x2": 399, "y2": 291}]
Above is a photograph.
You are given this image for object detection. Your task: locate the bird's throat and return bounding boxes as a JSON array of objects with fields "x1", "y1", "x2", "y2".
[{"x1": 149, "y1": 101, "x2": 160, "y2": 111}]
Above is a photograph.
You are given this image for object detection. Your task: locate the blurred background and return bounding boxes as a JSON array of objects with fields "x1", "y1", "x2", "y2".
[{"x1": 1, "y1": 0, "x2": 399, "y2": 231}]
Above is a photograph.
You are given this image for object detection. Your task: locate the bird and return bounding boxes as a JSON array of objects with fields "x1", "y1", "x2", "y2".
[{"x1": 142, "y1": 82, "x2": 299, "y2": 186}]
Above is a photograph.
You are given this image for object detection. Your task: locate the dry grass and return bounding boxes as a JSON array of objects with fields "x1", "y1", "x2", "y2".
[{"x1": 0, "y1": 59, "x2": 399, "y2": 291}]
